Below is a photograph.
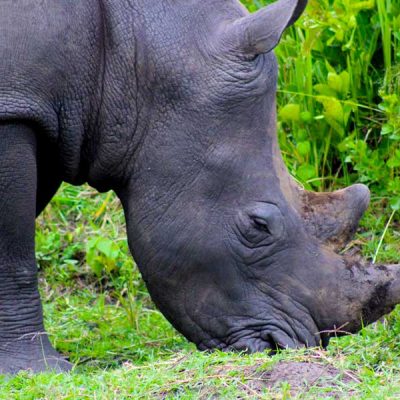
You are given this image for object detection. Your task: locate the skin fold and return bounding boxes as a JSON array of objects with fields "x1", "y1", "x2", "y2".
[{"x1": 0, "y1": 0, "x2": 399, "y2": 374}]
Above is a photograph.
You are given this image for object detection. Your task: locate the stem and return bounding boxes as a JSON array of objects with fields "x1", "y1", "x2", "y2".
[{"x1": 373, "y1": 209, "x2": 396, "y2": 264}]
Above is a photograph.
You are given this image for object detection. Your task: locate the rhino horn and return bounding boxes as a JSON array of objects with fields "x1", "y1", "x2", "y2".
[
  {"x1": 269, "y1": 112, "x2": 370, "y2": 251},
  {"x1": 298, "y1": 184, "x2": 370, "y2": 250},
  {"x1": 385, "y1": 265, "x2": 400, "y2": 308},
  {"x1": 328, "y1": 259, "x2": 400, "y2": 335},
  {"x1": 282, "y1": 174, "x2": 370, "y2": 252}
]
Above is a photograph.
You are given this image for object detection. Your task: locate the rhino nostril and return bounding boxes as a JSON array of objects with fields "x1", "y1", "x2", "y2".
[{"x1": 319, "y1": 333, "x2": 331, "y2": 349}]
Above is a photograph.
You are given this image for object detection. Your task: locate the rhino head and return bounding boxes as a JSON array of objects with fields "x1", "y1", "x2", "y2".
[{"x1": 117, "y1": 0, "x2": 400, "y2": 352}]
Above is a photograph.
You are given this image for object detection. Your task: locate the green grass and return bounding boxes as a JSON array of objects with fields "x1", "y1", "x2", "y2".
[
  {"x1": 1, "y1": 0, "x2": 400, "y2": 398},
  {"x1": 1, "y1": 187, "x2": 399, "y2": 399}
]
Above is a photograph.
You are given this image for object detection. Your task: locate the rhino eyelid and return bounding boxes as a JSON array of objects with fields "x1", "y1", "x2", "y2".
[{"x1": 252, "y1": 217, "x2": 271, "y2": 234}]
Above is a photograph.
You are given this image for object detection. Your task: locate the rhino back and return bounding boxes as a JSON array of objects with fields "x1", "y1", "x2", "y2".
[{"x1": 0, "y1": 0, "x2": 103, "y2": 140}]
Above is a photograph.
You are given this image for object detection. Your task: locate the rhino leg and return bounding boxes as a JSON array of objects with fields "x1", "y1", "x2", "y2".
[
  {"x1": 0, "y1": 123, "x2": 71, "y2": 374},
  {"x1": 36, "y1": 138, "x2": 62, "y2": 216}
]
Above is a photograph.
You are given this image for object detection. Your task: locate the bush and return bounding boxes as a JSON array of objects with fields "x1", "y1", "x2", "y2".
[{"x1": 245, "y1": 0, "x2": 400, "y2": 205}]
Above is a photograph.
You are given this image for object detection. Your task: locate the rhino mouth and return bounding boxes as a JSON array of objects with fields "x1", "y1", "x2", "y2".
[{"x1": 196, "y1": 319, "x2": 324, "y2": 354}]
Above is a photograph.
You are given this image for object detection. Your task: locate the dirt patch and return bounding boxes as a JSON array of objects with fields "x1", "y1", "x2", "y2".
[
  {"x1": 245, "y1": 361, "x2": 358, "y2": 398},
  {"x1": 152, "y1": 356, "x2": 360, "y2": 399}
]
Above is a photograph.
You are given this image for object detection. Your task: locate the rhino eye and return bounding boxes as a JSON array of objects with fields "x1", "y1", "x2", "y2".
[
  {"x1": 236, "y1": 203, "x2": 285, "y2": 247},
  {"x1": 253, "y1": 217, "x2": 271, "y2": 235}
]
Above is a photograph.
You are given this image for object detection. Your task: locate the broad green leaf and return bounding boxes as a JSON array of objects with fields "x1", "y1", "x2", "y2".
[
  {"x1": 300, "y1": 111, "x2": 313, "y2": 123},
  {"x1": 316, "y1": 96, "x2": 345, "y2": 137},
  {"x1": 294, "y1": 129, "x2": 309, "y2": 142},
  {"x1": 279, "y1": 103, "x2": 301, "y2": 122},
  {"x1": 387, "y1": 157, "x2": 400, "y2": 168},
  {"x1": 351, "y1": 0, "x2": 376, "y2": 11},
  {"x1": 297, "y1": 164, "x2": 316, "y2": 182},
  {"x1": 314, "y1": 84, "x2": 337, "y2": 98},
  {"x1": 328, "y1": 72, "x2": 343, "y2": 93},
  {"x1": 297, "y1": 141, "x2": 311, "y2": 157},
  {"x1": 381, "y1": 124, "x2": 394, "y2": 136},
  {"x1": 390, "y1": 197, "x2": 400, "y2": 211},
  {"x1": 339, "y1": 71, "x2": 350, "y2": 96}
]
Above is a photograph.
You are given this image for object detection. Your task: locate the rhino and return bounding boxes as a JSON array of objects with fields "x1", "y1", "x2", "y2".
[{"x1": 0, "y1": 0, "x2": 399, "y2": 374}]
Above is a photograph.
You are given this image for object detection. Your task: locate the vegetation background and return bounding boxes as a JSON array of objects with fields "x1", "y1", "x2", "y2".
[{"x1": 2, "y1": 0, "x2": 400, "y2": 398}]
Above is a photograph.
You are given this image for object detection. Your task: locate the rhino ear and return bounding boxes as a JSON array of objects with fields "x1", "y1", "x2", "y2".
[{"x1": 223, "y1": 0, "x2": 307, "y2": 56}]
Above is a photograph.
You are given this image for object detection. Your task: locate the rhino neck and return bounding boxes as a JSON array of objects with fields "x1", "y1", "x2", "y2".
[
  {"x1": 86, "y1": 0, "x2": 244, "y2": 192},
  {"x1": 86, "y1": 0, "x2": 151, "y2": 192}
]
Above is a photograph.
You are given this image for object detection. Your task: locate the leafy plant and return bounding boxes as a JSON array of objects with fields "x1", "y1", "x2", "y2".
[{"x1": 243, "y1": 0, "x2": 399, "y2": 198}]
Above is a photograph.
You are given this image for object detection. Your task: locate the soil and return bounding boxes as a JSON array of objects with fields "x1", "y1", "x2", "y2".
[
  {"x1": 161, "y1": 358, "x2": 359, "y2": 399},
  {"x1": 245, "y1": 361, "x2": 358, "y2": 398}
]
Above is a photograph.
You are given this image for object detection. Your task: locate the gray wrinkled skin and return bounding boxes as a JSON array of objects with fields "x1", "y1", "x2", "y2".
[{"x1": 0, "y1": 0, "x2": 399, "y2": 374}]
